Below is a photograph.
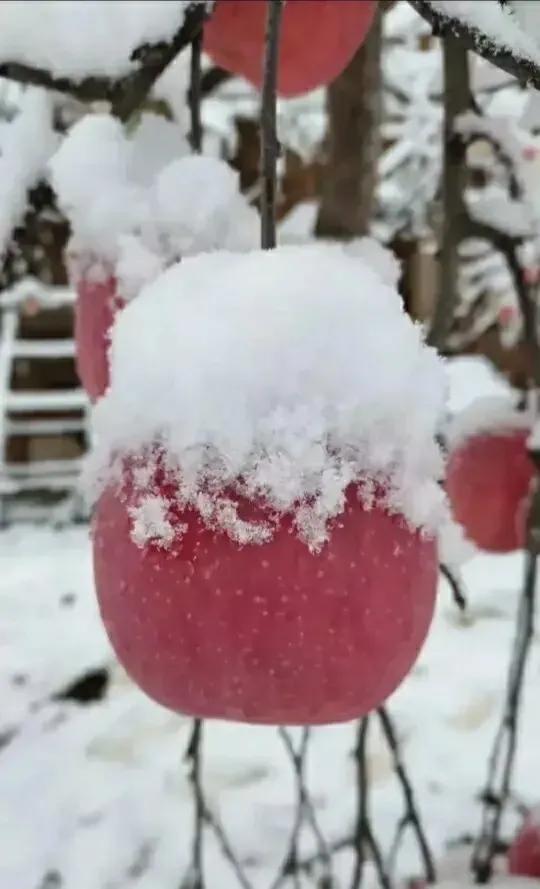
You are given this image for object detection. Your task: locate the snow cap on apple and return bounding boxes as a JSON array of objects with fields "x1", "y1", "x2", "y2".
[
  {"x1": 88, "y1": 243, "x2": 461, "y2": 724},
  {"x1": 50, "y1": 113, "x2": 259, "y2": 400}
]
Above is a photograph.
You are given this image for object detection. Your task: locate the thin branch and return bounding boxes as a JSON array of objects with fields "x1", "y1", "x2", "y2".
[
  {"x1": 189, "y1": 30, "x2": 203, "y2": 153},
  {"x1": 182, "y1": 719, "x2": 205, "y2": 889},
  {"x1": 200, "y1": 66, "x2": 232, "y2": 97},
  {"x1": 408, "y1": 0, "x2": 540, "y2": 92},
  {"x1": 0, "y1": 2, "x2": 211, "y2": 122},
  {"x1": 349, "y1": 718, "x2": 370, "y2": 889},
  {"x1": 440, "y1": 564, "x2": 468, "y2": 611},
  {"x1": 464, "y1": 216, "x2": 540, "y2": 386},
  {"x1": 377, "y1": 708, "x2": 437, "y2": 884},
  {"x1": 260, "y1": 0, "x2": 284, "y2": 250},
  {"x1": 181, "y1": 719, "x2": 254, "y2": 889},
  {"x1": 472, "y1": 541, "x2": 538, "y2": 881}
]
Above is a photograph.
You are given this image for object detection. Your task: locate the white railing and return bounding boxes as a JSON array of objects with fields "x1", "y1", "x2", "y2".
[{"x1": 0, "y1": 278, "x2": 91, "y2": 515}]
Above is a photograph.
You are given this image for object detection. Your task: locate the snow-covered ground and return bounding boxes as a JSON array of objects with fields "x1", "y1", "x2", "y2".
[{"x1": 1, "y1": 357, "x2": 539, "y2": 889}]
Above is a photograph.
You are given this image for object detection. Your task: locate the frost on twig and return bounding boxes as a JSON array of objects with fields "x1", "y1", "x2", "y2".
[
  {"x1": 408, "y1": 1, "x2": 540, "y2": 92},
  {"x1": 0, "y1": 2, "x2": 212, "y2": 122}
]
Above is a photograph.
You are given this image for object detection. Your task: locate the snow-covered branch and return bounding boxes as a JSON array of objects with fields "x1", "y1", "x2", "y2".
[
  {"x1": 0, "y1": 2, "x2": 211, "y2": 122},
  {"x1": 408, "y1": 0, "x2": 540, "y2": 91}
]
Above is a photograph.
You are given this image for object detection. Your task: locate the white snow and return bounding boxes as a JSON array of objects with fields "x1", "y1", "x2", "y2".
[
  {"x1": 446, "y1": 395, "x2": 533, "y2": 451},
  {"x1": 49, "y1": 113, "x2": 259, "y2": 299},
  {"x1": 1, "y1": 359, "x2": 540, "y2": 889},
  {"x1": 343, "y1": 237, "x2": 402, "y2": 289},
  {"x1": 278, "y1": 206, "x2": 402, "y2": 289},
  {"x1": 429, "y1": 1, "x2": 540, "y2": 67},
  {"x1": 86, "y1": 243, "x2": 455, "y2": 555},
  {"x1": 0, "y1": 1, "x2": 194, "y2": 80},
  {"x1": 0, "y1": 89, "x2": 58, "y2": 255}
]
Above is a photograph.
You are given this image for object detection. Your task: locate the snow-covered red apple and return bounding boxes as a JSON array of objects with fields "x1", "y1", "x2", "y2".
[
  {"x1": 89, "y1": 244, "x2": 454, "y2": 725},
  {"x1": 50, "y1": 116, "x2": 260, "y2": 401},
  {"x1": 74, "y1": 272, "x2": 124, "y2": 402},
  {"x1": 204, "y1": 0, "x2": 377, "y2": 98},
  {"x1": 446, "y1": 400, "x2": 534, "y2": 554},
  {"x1": 508, "y1": 811, "x2": 540, "y2": 877}
]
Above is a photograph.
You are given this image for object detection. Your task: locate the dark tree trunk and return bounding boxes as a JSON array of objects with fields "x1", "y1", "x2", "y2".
[
  {"x1": 315, "y1": 7, "x2": 382, "y2": 240},
  {"x1": 428, "y1": 35, "x2": 471, "y2": 348}
]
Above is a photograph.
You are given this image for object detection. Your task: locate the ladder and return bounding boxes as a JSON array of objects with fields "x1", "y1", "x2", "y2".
[{"x1": 0, "y1": 278, "x2": 92, "y2": 523}]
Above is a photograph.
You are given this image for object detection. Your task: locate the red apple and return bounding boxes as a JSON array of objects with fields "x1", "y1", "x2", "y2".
[
  {"x1": 446, "y1": 430, "x2": 534, "y2": 554},
  {"x1": 93, "y1": 459, "x2": 437, "y2": 725},
  {"x1": 74, "y1": 275, "x2": 124, "y2": 402},
  {"x1": 203, "y1": 0, "x2": 377, "y2": 98},
  {"x1": 509, "y1": 813, "x2": 540, "y2": 877}
]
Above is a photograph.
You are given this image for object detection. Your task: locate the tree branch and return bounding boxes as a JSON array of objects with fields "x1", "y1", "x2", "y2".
[
  {"x1": 428, "y1": 34, "x2": 471, "y2": 348},
  {"x1": 0, "y1": 2, "x2": 212, "y2": 122},
  {"x1": 408, "y1": 0, "x2": 540, "y2": 91},
  {"x1": 260, "y1": 0, "x2": 284, "y2": 250}
]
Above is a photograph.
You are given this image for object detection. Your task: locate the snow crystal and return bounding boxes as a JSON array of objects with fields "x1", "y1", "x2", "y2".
[
  {"x1": 49, "y1": 113, "x2": 258, "y2": 298},
  {"x1": 446, "y1": 395, "x2": 533, "y2": 451},
  {"x1": 86, "y1": 243, "x2": 457, "y2": 556},
  {"x1": 0, "y1": 1, "x2": 193, "y2": 80},
  {"x1": 128, "y1": 495, "x2": 177, "y2": 548},
  {"x1": 0, "y1": 90, "x2": 58, "y2": 255}
]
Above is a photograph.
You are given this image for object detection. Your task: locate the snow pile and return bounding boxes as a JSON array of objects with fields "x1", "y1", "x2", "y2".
[
  {"x1": 87, "y1": 243, "x2": 459, "y2": 557},
  {"x1": 430, "y1": 1, "x2": 540, "y2": 67},
  {"x1": 0, "y1": 1, "x2": 194, "y2": 79},
  {"x1": 278, "y1": 205, "x2": 402, "y2": 287},
  {"x1": 49, "y1": 113, "x2": 259, "y2": 299},
  {"x1": 446, "y1": 395, "x2": 533, "y2": 451},
  {"x1": 343, "y1": 237, "x2": 402, "y2": 288},
  {"x1": 0, "y1": 90, "x2": 58, "y2": 255}
]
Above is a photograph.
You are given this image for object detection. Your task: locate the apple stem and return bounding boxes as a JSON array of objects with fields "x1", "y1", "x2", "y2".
[{"x1": 260, "y1": 0, "x2": 284, "y2": 250}]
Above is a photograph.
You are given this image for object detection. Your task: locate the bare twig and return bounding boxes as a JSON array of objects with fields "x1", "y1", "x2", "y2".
[
  {"x1": 260, "y1": 0, "x2": 284, "y2": 250},
  {"x1": 182, "y1": 719, "x2": 254, "y2": 889},
  {"x1": 408, "y1": 0, "x2": 540, "y2": 92},
  {"x1": 350, "y1": 718, "x2": 371, "y2": 889},
  {"x1": 189, "y1": 30, "x2": 203, "y2": 153},
  {"x1": 182, "y1": 720, "x2": 205, "y2": 889},
  {"x1": 349, "y1": 719, "x2": 393, "y2": 889},
  {"x1": 271, "y1": 729, "x2": 333, "y2": 889},
  {"x1": 377, "y1": 708, "x2": 437, "y2": 883},
  {"x1": 463, "y1": 216, "x2": 540, "y2": 386},
  {"x1": 0, "y1": 2, "x2": 211, "y2": 122},
  {"x1": 440, "y1": 564, "x2": 468, "y2": 611},
  {"x1": 472, "y1": 533, "x2": 538, "y2": 881}
]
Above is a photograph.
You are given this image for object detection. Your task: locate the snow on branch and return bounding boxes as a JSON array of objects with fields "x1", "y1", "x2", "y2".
[
  {"x1": 0, "y1": 2, "x2": 212, "y2": 122},
  {"x1": 408, "y1": 0, "x2": 540, "y2": 91}
]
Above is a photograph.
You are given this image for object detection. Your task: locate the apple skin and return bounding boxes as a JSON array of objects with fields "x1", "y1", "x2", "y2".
[
  {"x1": 203, "y1": 0, "x2": 377, "y2": 99},
  {"x1": 74, "y1": 276, "x2": 124, "y2": 402},
  {"x1": 93, "y1": 466, "x2": 437, "y2": 725},
  {"x1": 508, "y1": 814, "x2": 540, "y2": 878},
  {"x1": 446, "y1": 431, "x2": 534, "y2": 554}
]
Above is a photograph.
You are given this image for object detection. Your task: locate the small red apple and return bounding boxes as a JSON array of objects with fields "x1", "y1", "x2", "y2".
[
  {"x1": 508, "y1": 812, "x2": 540, "y2": 877},
  {"x1": 446, "y1": 430, "x2": 534, "y2": 553},
  {"x1": 203, "y1": 0, "x2": 377, "y2": 98},
  {"x1": 74, "y1": 275, "x2": 124, "y2": 402},
  {"x1": 93, "y1": 459, "x2": 437, "y2": 725}
]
